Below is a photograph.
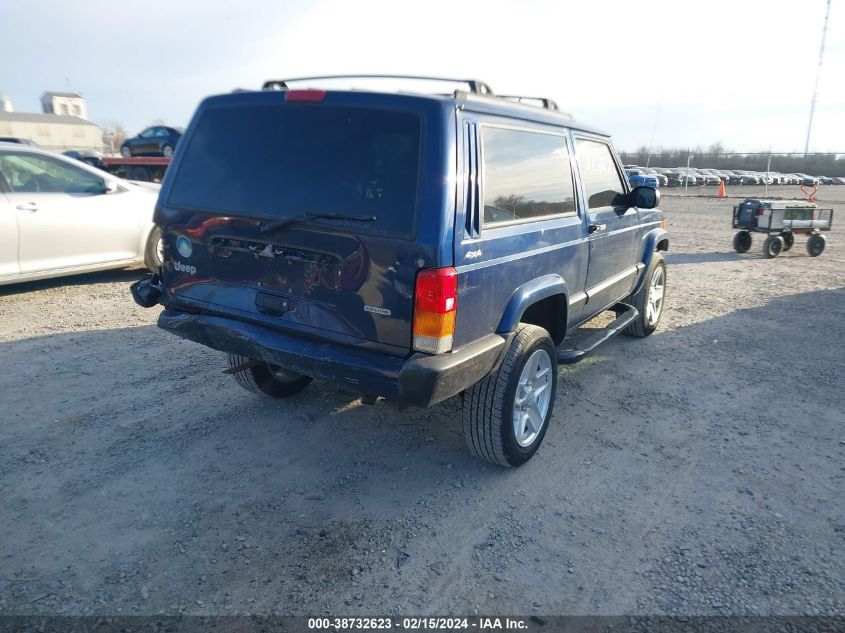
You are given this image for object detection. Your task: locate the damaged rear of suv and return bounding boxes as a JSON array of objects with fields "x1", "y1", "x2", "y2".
[{"x1": 133, "y1": 75, "x2": 668, "y2": 466}]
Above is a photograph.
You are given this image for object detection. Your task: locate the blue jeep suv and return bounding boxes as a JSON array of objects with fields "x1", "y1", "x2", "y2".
[{"x1": 132, "y1": 75, "x2": 669, "y2": 466}]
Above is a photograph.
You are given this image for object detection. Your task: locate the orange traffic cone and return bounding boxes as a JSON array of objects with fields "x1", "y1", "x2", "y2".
[{"x1": 717, "y1": 180, "x2": 727, "y2": 198}]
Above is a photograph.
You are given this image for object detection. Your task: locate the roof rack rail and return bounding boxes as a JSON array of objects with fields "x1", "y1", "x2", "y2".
[
  {"x1": 261, "y1": 74, "x2": 495, "y2": 95},
  {"x1": 497, "y1": 95, "x2": 559, "y2": 111}
]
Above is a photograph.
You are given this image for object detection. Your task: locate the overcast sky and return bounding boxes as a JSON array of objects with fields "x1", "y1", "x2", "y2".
[{"x1": 1, "y1": 0, "x2": 842, "y2": 152}]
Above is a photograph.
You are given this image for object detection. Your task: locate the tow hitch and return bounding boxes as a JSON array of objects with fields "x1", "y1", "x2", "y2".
[{"x1": 130, "y1": 273, "x2": 163, "y2": 308}]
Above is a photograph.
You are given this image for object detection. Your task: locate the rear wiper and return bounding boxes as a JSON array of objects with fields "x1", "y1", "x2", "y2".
[{"x1": 259, "y1": 212, "x2": 377, "y2": 234}]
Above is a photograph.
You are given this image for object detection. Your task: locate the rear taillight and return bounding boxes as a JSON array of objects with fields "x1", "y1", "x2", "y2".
[
  {"x1": 413, "y1": 267, "x2": 457, "y2": 354},
  {"x1": 284, "y1": 89, "x2": 326, "y2": 102},
  {"x1": 757, "y1": 207, "x2": 766, "y2": 216}
]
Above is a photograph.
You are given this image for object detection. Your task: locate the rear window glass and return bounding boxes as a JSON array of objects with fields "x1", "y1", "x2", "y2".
[
  {"x1": 168, "y1": 104, "x2": 421, "y2": 236},
  {"x1": 481, "y1": 127, "x2": 576, "y2": 225}
]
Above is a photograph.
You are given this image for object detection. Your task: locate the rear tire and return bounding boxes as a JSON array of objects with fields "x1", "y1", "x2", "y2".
[
  {"x1": 227, "y1": 354, "x2": 312, "y2": 398},
  {"x1": 143, "y1": 227, "x2": 163, "y2": 271},
  {"x1": 162, "y1": 144, "x2": 175, "y2": 157},
  {"x1": 462, "y1": 324, "x2": 557, "y2": 467},
  {"x1": 623, "y1": 253, "x2": 666, "y2": 337},
  {"x1": 806, "y1": 234, "x2": 826, "y2": 257},
  {"x1": 763, "y1": 235, "x2": 784, "y2": 258},
  {"x1": 733, "y1": 231, "x2": 752, "y2": 253}
]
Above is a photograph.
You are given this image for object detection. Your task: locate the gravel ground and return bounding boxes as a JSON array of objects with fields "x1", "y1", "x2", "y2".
[{"x1": 0, "y1": 190, "x2": 843, "y2": 617}]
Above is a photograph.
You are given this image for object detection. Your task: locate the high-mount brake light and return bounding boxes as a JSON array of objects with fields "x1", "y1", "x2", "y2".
[
  {"x1": 284, "y1": 89, "x2": 327, "y2": 102},
  {"x1": 413, "y1": 267, "x2": 458, "y2": 354}
]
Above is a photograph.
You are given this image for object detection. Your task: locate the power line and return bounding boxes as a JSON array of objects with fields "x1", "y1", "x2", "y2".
[{"x1": 804, "y1": 0, "x2": 832, "y2": 156}]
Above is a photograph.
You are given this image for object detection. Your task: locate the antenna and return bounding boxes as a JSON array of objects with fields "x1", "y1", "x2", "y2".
[{"x1": 804, "y1": 0, "x2": 832, "y2": 156}]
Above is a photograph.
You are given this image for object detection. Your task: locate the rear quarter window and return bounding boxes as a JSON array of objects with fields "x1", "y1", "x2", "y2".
[{"x1": 481, "y1": 127, "x2": 577, "y2": 226}]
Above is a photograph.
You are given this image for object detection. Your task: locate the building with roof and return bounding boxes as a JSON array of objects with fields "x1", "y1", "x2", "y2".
[
  {"x1": 0, "y1": 94, "x2": 103, "y2": 152},
  {"x1": 41, "y1": 91, "x2": 87, "y2": 119}
]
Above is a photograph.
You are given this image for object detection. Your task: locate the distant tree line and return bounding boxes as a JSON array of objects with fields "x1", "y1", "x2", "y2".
[{"x1": 620, "y1": 143, "x2": 845, "y2": 177}]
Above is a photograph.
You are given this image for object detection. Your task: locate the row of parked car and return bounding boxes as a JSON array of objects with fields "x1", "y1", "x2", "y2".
[{"x1": 625, "y1": 165, "x2": 845, "y2": 188}]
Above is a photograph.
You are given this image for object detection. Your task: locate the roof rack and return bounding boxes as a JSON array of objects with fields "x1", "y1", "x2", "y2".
[
  {"x1": 259, "y1": 76, "x2": 568, "y2": 116},
  {"x1": 497, "y1": 95, "x2": 559, "y2": 111},
  {"x1": 261, "y1": 74, "x2": 495, "y2": 95}
]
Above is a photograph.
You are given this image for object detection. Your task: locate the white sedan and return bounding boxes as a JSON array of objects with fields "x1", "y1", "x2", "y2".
[{"x1": 0, "y1": 143, "x2": 162, "y2": 286}]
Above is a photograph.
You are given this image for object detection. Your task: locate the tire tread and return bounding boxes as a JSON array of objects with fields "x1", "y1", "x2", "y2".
[
  {"x1": 462, "y1": 323, "x2": 552, "y2": 467},
  {"x1": 228, "y1": 354, "x2": 261, "y2": 393},
  {"x1": 624, "y1": 253, "x2": 666, "y2": 337}
]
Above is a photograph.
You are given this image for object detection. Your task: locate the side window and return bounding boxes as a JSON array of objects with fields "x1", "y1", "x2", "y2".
[
  {"x1": 576, "y1": 139, "x2": 627, "y2": 209},
  {"x1": 0, "y1": 152, "x2": 105, "y2": 194},
  {"x1": 139, "y1": 128, "x2": 155, "y2": 138},
  {"x1": 482, "y1": 127, "x2": 576, "y2": 226}
]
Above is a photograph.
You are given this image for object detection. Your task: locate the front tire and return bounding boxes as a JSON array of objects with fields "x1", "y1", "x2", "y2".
[
  {"x1": 161, "y1": 144, "x2": 175, "y2": 157},
  {"x1": 806, "y1": 234, "x2": 826, "y2": 257},
  {"x1": 227, "y1": 354, "x2": 312, "y2": 398},
  {"x1": 780, "y1": 232, "x2": 794, "y2": 251},
  {"x1": 623, "y1": 253, "x2": 666, "y2": 337},
  {"x1": 120, "y1": 145, "x2": 131, "y2": 157},
  {"x1": 763, "y1": 235, "x2": 784, "y2": 258},
  {"x1": 462, "y1": 324, "x2": 557, "y2": 467}
]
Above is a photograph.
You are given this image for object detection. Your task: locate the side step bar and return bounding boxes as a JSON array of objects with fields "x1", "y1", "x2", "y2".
[{"x1": 556, "y1": 303, "x2": 638, "y2": 365}]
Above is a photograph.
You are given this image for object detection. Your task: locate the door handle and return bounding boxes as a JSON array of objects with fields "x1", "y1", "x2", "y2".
[
  {"x1": 588, "y1": 223, "x2": 606, "y2": 234},
  {"x1": 16, "y1": 202, "x2": 39, "y2": 212}
]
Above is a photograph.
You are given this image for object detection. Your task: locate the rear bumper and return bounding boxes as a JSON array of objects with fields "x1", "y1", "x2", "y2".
[{"x1": 157, "y1": 310, "x2": 506, "y2": 407}]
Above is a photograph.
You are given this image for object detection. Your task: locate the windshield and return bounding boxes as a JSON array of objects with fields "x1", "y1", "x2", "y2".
[{"x1": 167, "y1": 104, "x2": 422, "y2": 237}]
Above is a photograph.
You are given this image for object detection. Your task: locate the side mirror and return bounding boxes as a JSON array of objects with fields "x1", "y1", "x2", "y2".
[
  {"x1": 630, "y1": 186, "x2": 659, "y2": 209},
  {"x1": 104, "y1": 180, "x2": 120, "y2": 194}
]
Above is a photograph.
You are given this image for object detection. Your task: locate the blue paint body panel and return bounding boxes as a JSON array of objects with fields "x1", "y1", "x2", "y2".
[{"x1": 146, "y1": 85, "x2": 668, "y2": 406}]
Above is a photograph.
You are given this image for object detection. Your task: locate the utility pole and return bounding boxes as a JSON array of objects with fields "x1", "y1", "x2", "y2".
[
  {"x1": 765, "y1": 147, "x2": 772, "y2": 197},
  {"x1": 804, "y1": 0, "x2": 832, "y2": 156}
]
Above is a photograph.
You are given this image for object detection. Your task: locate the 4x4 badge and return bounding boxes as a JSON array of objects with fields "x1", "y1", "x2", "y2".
[{"x1": 364, "y1": 305, "x2": 391, "y2": 316}]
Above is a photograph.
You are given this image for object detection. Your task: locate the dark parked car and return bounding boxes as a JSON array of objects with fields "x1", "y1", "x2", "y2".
[
  {"x1": 0, "y1": 137, "x2": 38, "y2": 146},
  {"x1": 63, "y1": 149, "x2": 104, "y2": 169},
  {"x1": 794, "y1": 173, "x2": 820, "y2": 186},
  {"x1": 735, "y1": 170, "x2": 761, "y2": 185},
  {"x1": 654, "y1": 168, "x2": 686, "y2": 187},
  {"x1": 719, "y1": 170, "x2": 745, "y2": 185},
  {"x1": 120, "y1": 126, "x2": 182, "y2": 157},
  {"x1": 132, "y1": 75, "x2": 669, "y2": 466},
  {"x1": 703, "y1": 169, "x2": 734, "y2": 183}
]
